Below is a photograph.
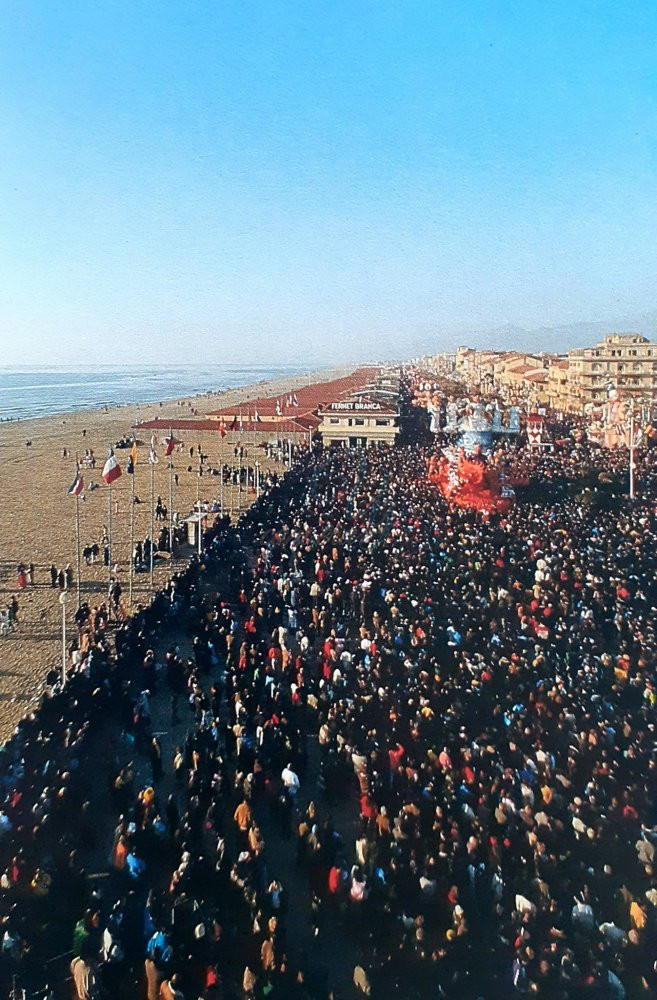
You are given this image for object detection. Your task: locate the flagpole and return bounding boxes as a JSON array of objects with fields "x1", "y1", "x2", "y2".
[
  {"x1": 108, "y1": 481, "x2": 112, "y2": 588},
  {"x1": 238, "y1": 447, "x2": 242, "y2": 516},
  {"x1": 168, "y1": 427, "x2": 174, "y2": 554},
  {"x1": 75, "y1": 492, "x2": 81, "y2": 610},
  {"x1": 630, "y1": 399, "x2": 636, "y2": 500},
  {"x1": 220, "y1": 461, "x2": 224, "y2": 516},
  {"x1": 150, "y1": 455, "x2": 155, "y2": 593},
  {"x1": 220, "y1": 428, "x2": 224, "y2": 516},
  {"x1": 196, "y1": 465, "x2": 202, "y2": 556},
  {"x1": 129, "y1": 461, "x2": 135, "y2": 608}
]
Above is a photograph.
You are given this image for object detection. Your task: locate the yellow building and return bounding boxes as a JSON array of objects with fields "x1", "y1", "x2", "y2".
[
  {"x1": 568, "y1": 333, "x2": 657, "y2": 405},
  {"x1": 492, "y1": 355, "x2": 549, "y2": 404},
  {"x1": 544, "y1": 359, "x2": 579, "y2": 413}
]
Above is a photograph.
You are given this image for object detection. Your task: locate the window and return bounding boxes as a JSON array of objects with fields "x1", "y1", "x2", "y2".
[
  {"x1": 375, "y1": 419, "x2": 389, "y2": 426},
  {"x1": 354, "y1": 418, "x2": 365, "y2": 426},
  {"x1": 329, "y1": 417, "x2": 340, "y2": 424}
]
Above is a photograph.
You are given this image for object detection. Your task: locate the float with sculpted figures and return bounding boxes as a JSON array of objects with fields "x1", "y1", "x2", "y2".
[{"x1": 427, "y1": 401, "x2": 520, "y2": 514}]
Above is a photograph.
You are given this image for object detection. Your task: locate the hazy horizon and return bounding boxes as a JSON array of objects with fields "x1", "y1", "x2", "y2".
[{"x1": 2, "y1": 2, "x2": 656, "y2": 365}]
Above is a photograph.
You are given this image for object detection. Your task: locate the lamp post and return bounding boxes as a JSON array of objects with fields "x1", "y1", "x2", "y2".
[
  {"x1": 196, "y1": 467, "x2": 202, "y2": 556},
  {"x1": 59, "y1": 590, "x2": 68, "y2": 686}
]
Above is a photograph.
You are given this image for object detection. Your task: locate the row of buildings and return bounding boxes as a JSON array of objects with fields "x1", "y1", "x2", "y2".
[
  {"x1": 427, "y1": 333, "x2": 657, "y2": 413},
  {"x1": 136, "y1": 367, "x2": 402, "y2": 449}
]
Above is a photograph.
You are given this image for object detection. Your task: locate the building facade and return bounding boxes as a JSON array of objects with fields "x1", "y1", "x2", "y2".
[
  {"x1": 545, "y1": 359, "x2": 578, "y2": 413},
  {"x1": 317, "y1": 399, "x2": 398, "y2": 447},
  {"x1": 568, "y1": 334, "x2": 657, "y2": 405}
]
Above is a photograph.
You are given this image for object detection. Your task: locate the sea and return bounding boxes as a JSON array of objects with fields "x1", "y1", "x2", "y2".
[{"x1": 0, "y1": 364, "x2": 316, "y2": 422}]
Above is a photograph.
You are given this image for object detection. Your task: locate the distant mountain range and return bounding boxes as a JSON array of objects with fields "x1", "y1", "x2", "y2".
[{"x1": 450, "y1": 311, "x2": 657, "y2": 355}]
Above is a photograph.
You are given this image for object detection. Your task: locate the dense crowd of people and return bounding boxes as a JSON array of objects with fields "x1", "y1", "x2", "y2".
[{"x1": 0, "y1": 384, "x2": 657, "y2": 998}]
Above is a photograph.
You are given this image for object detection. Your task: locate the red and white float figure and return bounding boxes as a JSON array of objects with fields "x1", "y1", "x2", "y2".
[
  {"x1": 427, "y1": 400, "x2": 519, "y2": 514},
  {"x1": 526, "y1": 414, "x2": 544, "y2": 451}
]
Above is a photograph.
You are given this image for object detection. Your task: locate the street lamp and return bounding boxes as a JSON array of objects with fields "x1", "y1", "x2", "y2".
[
  {"x1": 196, "y1": 469, "x2": 202, "y2": 557},
  {"x1": 255, "y1": 460, "x2": 260, "y2": 499},
  {"x1": 59, "y1": 590, "x2": 68, "y2": 686}
]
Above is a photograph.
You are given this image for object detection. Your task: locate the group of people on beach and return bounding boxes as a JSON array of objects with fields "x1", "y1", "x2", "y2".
[
  {"x1": 49, "y1": 562, "x2": 73, "y2": 592},
  {"x1": 2, "y1": 380, "x2": 657, "y2": 998},
  {"x1": 16, "y1": 562, "x2": 35, "y2": 589}
]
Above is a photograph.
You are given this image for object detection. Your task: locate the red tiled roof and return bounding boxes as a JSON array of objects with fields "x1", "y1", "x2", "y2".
[
  {"x1": 206, "y1": 368, "x2": 379, "y2": 417},
  {"x1": 503, "y1": 364, "x2": 544, "y2": 376},
  {"x1": 134, "y1": 416, "x2": 315, "y2": 434},
  {"x1": 134, "y1": 368, "x2": 391, "y2": 436}
]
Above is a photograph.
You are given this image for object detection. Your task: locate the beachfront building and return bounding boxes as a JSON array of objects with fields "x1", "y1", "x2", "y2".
[
  {"x1": 567, "y1": 333, "x2": 657, "y2": 406},
  {"x1": 134, "y1": 368, "x2": 385, "y2": 450},
  {"x1": 317, "y1": 397, "x2": 398, "y2": 447}
]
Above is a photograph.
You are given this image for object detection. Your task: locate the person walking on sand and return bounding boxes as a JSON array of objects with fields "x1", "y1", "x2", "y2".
[
  {"x1": 50, "y1": 564, "x2": 57, "y2": 588},
  {"x1": 16, "y1": 563, "x2": 27, "y2": 590},
  {"x1": 27, "y1": 563, "x2": 34, "y2": 586}
]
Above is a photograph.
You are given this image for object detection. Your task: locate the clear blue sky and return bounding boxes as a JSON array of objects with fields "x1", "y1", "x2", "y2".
[{"x1": 1, "y1": 1, "x2": 656, "y2": 365}]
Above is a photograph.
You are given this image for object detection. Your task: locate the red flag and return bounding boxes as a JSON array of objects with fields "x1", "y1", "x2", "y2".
[
  {"x1": 165, "y1": 435, "x2": 177, "y2": 456},
  {"x1": 220, "y1": 419, "x2": 227, "y2": 438},
  {"x1": 102, "y1": 450, "x2": 122, "y2": 485},
  {"x1": 230, "y1": 416, "x2": 238, "y2": 432}
]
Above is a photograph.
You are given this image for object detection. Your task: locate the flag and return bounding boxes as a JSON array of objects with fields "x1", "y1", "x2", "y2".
[
  {"x1": 165, "y1": 435, "x2": 178, "y2": 456},
  {"x1": 292, "y1": 393, "x2": 299, "y2": 408},
  {"x1": 102, "y1": 450, "x2": 122, "y2": 485},
  {"x1": 148, "y1": 436, "x2": 158, "y2": 465},
  {"x1": 254, "y1": 409, "x2": 261, "y2": 423},
  {"x1": 127, "y1": 440, "x2": 137, "y2": 474},
  {"x1": 275, "y1": 399, "x2": 281, "y2": 417},
  {"x1": 220, "y1": 419, "x2": 227, "y2": 438},
  {"x1": 230, "y1": 416, "x2": 238, "y2": 432},
  {"x1": 67, "y1": 464, "x2": 84, "y2": 497}
]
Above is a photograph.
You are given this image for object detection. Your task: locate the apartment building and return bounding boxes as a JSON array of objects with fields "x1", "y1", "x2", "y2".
[{"x1": 568, "y1": 334, "x2": 657, "y2": 405}]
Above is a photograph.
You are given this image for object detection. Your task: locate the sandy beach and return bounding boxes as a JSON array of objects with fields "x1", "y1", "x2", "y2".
[{"x1": 0, "y1": 366, "x2": 350, "y2": 741}]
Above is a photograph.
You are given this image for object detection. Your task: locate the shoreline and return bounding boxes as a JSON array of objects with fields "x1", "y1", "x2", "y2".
[
  {"x1": 0, "y1": 363, "x2": 353, "y2": 740},
  {"x1": 0, "y1": 363, "x2": 336, "y2": 428}
]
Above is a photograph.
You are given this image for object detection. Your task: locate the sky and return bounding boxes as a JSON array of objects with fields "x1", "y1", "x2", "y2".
[{"x1": 1, "y1": 1, "x2": 657, "y2": 365}]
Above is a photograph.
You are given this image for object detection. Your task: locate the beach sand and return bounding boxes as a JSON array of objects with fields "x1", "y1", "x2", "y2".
[{"x1": 0, "y1": 367, "x2": 350, "y2": 741}]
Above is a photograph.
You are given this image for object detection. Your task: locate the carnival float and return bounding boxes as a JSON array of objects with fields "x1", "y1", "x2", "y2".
[{"x1": 427, "y1": 400, "x2": 520, "y2": 514}]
